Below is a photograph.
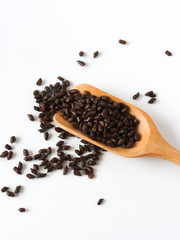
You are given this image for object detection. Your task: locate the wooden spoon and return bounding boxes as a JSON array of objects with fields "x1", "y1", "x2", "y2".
[{"x1": 53, "y1": 84, "x2": 180, "y2": 165}]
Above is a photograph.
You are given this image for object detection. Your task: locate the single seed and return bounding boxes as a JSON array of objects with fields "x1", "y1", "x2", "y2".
[
  {"x1": 47, "y1": 166, "x2": 54, "y2": 172},
  {"x1": 6, "y1": 191, "x2": 15, "y2": 197},
  {"x1": 119, "y1": 39, "x2": 126, "y2": 44},
  {"x1": 63, "y1": 166, "x2": 69, "y2": 175},
  {"x1": 10, "y1": 136, "x2": 16, "y2": 143},
  {"x1": 88, "y1": 173, "x2": 94, "y2": 179},
  {"x1": 145, "y1": 91, "x2": 154, "y2": 97},
  {"x1": 74, "y1": 170, "x2": 81, "y2": 176},
  {"x1": 148, "y1": 98, "x2": 156, "y2": 104},
  {"x1": 132, "y1": 92, "x2": 140, "y2": 100},
  {"x1": 33, "y1": 164, "x2": 39, "y2": 170},
  {"x1": 57, "y1": 76, "x2": 64, "y2": 81},
  {"x1": 18, "y1": 208, "x2": 26, "y2": 212},
  {"x1": 77, "y1": 60, "x2": 85, "y2": 66},
  {"x1": 93, "y1": 51, "x2": 99, "y2": 58},
  {"x1": 97, "y1": 198, "x2": 104, "y2": 205},
  {"x1": 13, "y1": 166, "x2": 21, "y2": 175},
  {"x1": 47, "y1": 147, "x2": 52, "y2": 155},
  {"x1": 54, "y1": 127, "x2": 62, "y2": 132},
  {"x1": 40, "y1": 160, "x2": 49, "y2": 166},
  {"x1": 14, "y1": 185, "x2": 21, "y2": 194},
  {"x1": 24, "y1": 156, "x2": 33, "y2": 161},
  {"x1": 27, "y1": 114, "x2": 35, "y2": 121},
  {"x1": 5, "y1": 144, "x2": 12, "y2": 150},
  {"x1": 44, "y1": 132, "x2": 49, "y2": 141},
  {"x1": 33, "y1": 153, "x2": 41, "y2": 159},
  {"x1": 1, "y1": 186, "x2": 9, "y2": 192},
  {"x1": 26, "y1": 174, "x2": 35, "y2": 179},
  {"x1": 23, "y1": 149, "x2": 29, "y2": 157},
  {"x1": 18, "y1": 161, "x2": 23, "y2": 170},
  {"x1": 7, "y1": 151, "x2": 13, "y2": 160},
  {"x1": 165, "y1": 50, "x2": 172, "y2": 56},
  {"x1": 79, "y1": 51, "x2": 84, "y2": 57},
  {"x1": 30, "y1": 168, "x2": 37, "y2": 175},
  {"x1": 36, "y1": 78, "x2": 42, "y2": 86},
  {"x1": 38, "y1": 148, "x2": 47, "y2": 154},
  {"x1": 37, "y1": 173, "x2": 47, "y2": 178},
  {"x1": 0, "y1": 151, "x2": 8, "y2": 157}
]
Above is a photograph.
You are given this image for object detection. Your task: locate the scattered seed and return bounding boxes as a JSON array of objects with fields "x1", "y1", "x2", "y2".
[
  {"x1": 26, "y1": 174, "x2": 35, "y2": 179},
  {"x1": 24, "y1": 156, "x2": 33, "y2": 161},
  {"x1": 1, "y1": 186, "x2": 9, "y2": 192},
  {"x1": 6, "y1": 191, "x2": 15, "y2": 197},
  {"x1": 119, "y1": 39, "x2": 126, "y2": 44},
  {"x1": 5, "y1": 144, "x2": 12, "y2": 150},
  {"x1": 37, "y1": 173, "x2": 47, "y2": 178},
  {"x1": 165, "y1": 50, "x2": 172, "y2": 56},
  {"x1": 30, "y1": 168, "x2": 37, "y2": 175},
  {"x1": 79, "y1": 51, "x2": 84, "y2": 57},
  {"x1": 38, "y1": 148, "x2": 47, "y2": 154},
  {"x1": 36, "y1": 78, "x2": 42, "y2": 86},
  {"x1": 63, "y1": 166, "x2": 69, "y2": 175},
  {"x1": 27, "y1": 114, "x2": 35, "y2": 121},
  {"x1": 44, "y1": 132, "x2": 49, "y2": 141},
  {"x1": 132, "y1": 92, "x2": 140, "y2": 100},
  {"x1": 18, "y1": 161, "x2": 23, "y2": 170},
  {"x1": 57, "y1": 76, "x2": 64, "y2": 81},
  {"x1": 145, "y1": 91, "x2": 154, "y2": 97},
  {"x1": 33, "y1": 164, "x2": 39, "y2": 170},
  {"x1": 14, "y1": 185, "x2": 21, "y2": 194},
  {"x1": 88, "y1": 173, "x2": 94, "y2": 179},
  {"x1": 33, "y1": 153, "x2": 41, "y2": 159},
  {"x1": 7, "y1": 151, "x2": 13, "y2": 160},
  {"x1": 77, "y1": 60, "x2": 85, "y2": 66},
  {"x1": 93, "y1": 51, "x2": 99, "y2": 58},
  {"x1": 13, "y1": 166, "x2": 21, "y2": 175},
  {"x1": 148, "y1": 98, "x2": 156, "y2": 104},
  {"x1": 0, "y1": 151, "x2": 8, "y2": 157},
  {"x1": 23, "y1": 149, "x2": 29, "y2": 157},
  {"x1": 97, "y1": 198, "x2": 104, "y2": 205},
  {"x1": 18, "y1": 208, "x2": 26, "y2": 212},
  {"x1": 10, "y1": 136, "x2": 16, "y2": 144}
]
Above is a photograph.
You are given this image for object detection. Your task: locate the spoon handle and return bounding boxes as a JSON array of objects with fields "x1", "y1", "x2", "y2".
[{"x1": 147, "y1": 137, "x2": 180, "y2": 165}]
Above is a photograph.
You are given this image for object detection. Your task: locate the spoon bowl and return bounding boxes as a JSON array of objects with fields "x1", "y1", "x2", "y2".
[{"x1": 53, "y1": 84, "x2": 180, "y2": 165}]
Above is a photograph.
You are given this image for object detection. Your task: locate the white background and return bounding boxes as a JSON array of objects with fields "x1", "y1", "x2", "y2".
[{"x1": 0, "y1": 0, "x2": 180, "y2": 239}]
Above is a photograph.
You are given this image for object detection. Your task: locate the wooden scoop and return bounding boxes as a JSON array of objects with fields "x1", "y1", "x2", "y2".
[{"x1": 53, "y1": 84, "x2": 180, "y2": 165}]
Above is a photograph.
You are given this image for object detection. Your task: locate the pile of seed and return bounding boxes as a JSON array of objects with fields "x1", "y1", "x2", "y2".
[{"x1": 33, "y1": 79, "x2": 140, "y2": 148}]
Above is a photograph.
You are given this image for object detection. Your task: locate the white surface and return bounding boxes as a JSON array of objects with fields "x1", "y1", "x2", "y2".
[{"x1": 0, "y1": 0, "x2": 180, "y2": 239}]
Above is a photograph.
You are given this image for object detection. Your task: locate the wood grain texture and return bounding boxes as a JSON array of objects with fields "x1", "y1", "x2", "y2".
[{"x1": 53, "y1": 84, "x2": 180, "y2": 165}]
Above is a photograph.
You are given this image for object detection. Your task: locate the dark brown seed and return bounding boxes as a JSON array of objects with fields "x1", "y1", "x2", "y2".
[
  {"x1": 14, "y1": 185, "x2": 21, "y2": 194},
  {"x1": 44, "y1": 162, "x2": 51, "y2": 169},
  {"x1": 44, "y1": 132, "x2": 49, "y2": 141},
  {"x1": 23, "y1": 149, "x2": 29, "y2": 157},
  {"x1": 54, "y1": 127, "x2": 62, "y2": 133},
  {"x1": 47, "y1": 147, "x2": 52, "y2": 155},
  {"x1": 57, "y1": 76, "x2": 64, "y2": 81},
  {"x1": 119, "y1": 39, "x2": 126, "y2": 44},
  {"x1": 40, "y1": 160, "x2": 49, "y2": 166},
  {"x1": 82, "y1": 169, "x2": 88, "y2": 175},
  {"x1": 50, "y1": 157, "x2": 58, "y2": 163},
  {"x1": 18, "y1": 161, "x2": 23, "y2": 170},
  {"x1": 47, "y1": 166, "x2": 54, "y2": 172},
  {"x1": 145, "y1": 91, "x2": 154, "y2": 97},
  {"x1": 148, "y1": 98, "x2": 156, "y2": 104},
  {"x1": 134, "y1": 133, "x2": 141, "y2": 141},
  {"x1": 27, "y1": 114, "x2": 35, "y2": 121},
  {"x1": 39, "y1": 154, "x2": 47, "y2": 160},
  {"x1": 93, "y1": 51, "x2": 99, "y2": 58},
  {"x1": 13, "y1": 166, "x2": 21, "y2": 175},
  {"x1": 88, "y1": 160, "x2": 96, "y2": 166},
  {"x1": 0, "y1": 151, "x2": 8, "y2": 157},
  {"x1": 79, "y1": 51, "x2": 84, "y2": 57},
  {"x1": 80, "y1": 139, "x2": 88, "y2": 144},
  {"x1": 26, "y1": 174, "x2": 35, "y2": 179},
  {"x1": 30, "y1": 168, "x2": 37, "y2": 175},
  {"x1": 62, "y1": 146, "x2": 70, "y2": 150},
  {"x1": 86, "y1": 166, "x2": 94, "y2": 173},
  {"x1": 37, "y1": 173, "x2": 47, "y2": 178},
  {"x1": 88, "y1": 173, "x2": 94, "y2": 179},
  {"x1": 1, "y1": 186, "x2": 9, "y2": 192},
  {"x1": 6, "y1": 191, "x2": 15, "y2": 197},
  {"x1": 18, "y1": 208, "x2": 26, "y2": 212},
  {"x1": 7, "y1": 151, "x2": 13, "y2": 160},
  {"x1": 74, "y1": 170, "x2": 81, "y2": 176},
  {"x1": 55, "y1": 164, "x2": 63, "y2": 170},
  {"x1": 97, "y1": 198, "x2": 104, "y2": 205},
  {"x1": 33, "y1": 153, "x2": 41, "y2": 159},
  {"x1": 10, "y1": 136, "x2": 16, "y2": 143},
  {"x1": 63, "y1": 166, "x2": 69, "y2": 175},
  {"x1": 165, "y1": 50, "x2": 172, "y2": 56},
  {"x1": 24, "y1": 156, "x2": 33, "y2": 161},
  {"x1": 38, "y1": 148, "x2": 47, "y2": 154},
  {"x1": 132, "y1": 92, "x2": 140, "y2": 100},
  {"x1": 33, "y1": 90, "x2": 39, "y2": 95},
  {"x1": 56, "y1": 140, "x2": 64, "y2": 147},
  {"x1": 36, "y1": 78, "x2": 42, "y2": 86},
  {"x1": 77, "y1": 60, "x2": 85, "y2": 66},
  {"x1": 33, "y1": 164, "x2": 39, "y2": 170}
]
